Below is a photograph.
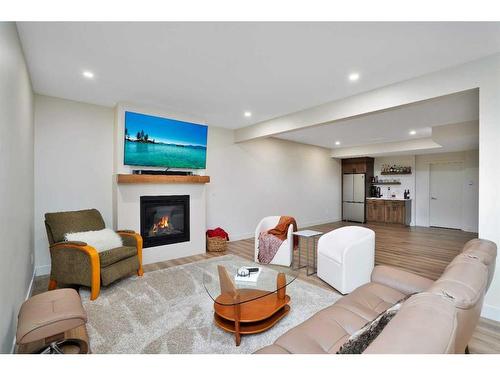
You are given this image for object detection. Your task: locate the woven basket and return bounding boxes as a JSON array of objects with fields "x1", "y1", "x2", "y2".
[{"x1": 206, "y1": 235, "x2": 228, "y2": 252}]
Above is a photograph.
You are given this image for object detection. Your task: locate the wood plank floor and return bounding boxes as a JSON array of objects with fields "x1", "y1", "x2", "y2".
[{"x1": 32, "y1": 221, "x2": 500, "y2": 354}]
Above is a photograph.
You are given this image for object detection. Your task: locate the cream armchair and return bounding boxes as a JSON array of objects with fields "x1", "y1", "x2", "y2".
[
  {"x1": 317, "y1": 226, "x2": 375, "y2": 294},
  {"x1": 254, "y1": 216, "x2": 294, "y2": 267}
]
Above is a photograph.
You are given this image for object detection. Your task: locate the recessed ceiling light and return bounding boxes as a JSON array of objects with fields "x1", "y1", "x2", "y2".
[
  {"x1": 244, "y1": 111, "x2": 252, "y2": 118},
  {"x1": 409, "y1": 130, "x2": 417, "y2": 135},
  {"x1": 335, "y1": 141, "x2": 341, "y2": 146},
  {"x1": 348, "y1": 72, "x2": 360, "y2": 82},
  {"x1": 82, "y1": 70, "x2": 94, "y2": 79}
]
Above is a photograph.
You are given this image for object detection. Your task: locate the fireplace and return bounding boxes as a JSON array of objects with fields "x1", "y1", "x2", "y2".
[{"x1": 140, "y1": 195, "x2": 190, "y2": 248}]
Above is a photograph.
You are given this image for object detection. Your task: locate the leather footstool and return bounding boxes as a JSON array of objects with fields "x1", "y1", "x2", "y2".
[{"x1": 16, "y1": 288, "x2": 88, "y2": 353}]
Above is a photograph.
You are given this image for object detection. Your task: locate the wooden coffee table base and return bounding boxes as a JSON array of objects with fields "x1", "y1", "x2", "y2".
[
  {"x1": 215, "y1": 304, "x2": 290, "y2": 334},
  {"x1": 213, "y1": 272, "x2": 290, "y2": 346}
]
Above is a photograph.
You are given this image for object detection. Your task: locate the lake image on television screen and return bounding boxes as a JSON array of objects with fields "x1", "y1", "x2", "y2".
[
  {"x1": 123, "y1": 111, "x2": 208, "y2": 169},
  {"x1": 124, "y1": 141, "x2": 206, "y2": 169}
]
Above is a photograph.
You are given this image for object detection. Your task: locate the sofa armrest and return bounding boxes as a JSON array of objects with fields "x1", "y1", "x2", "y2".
[
  {"x1": 371, "y1": 265, "x2": 434, "y2": 295},
  {"x1": 116, "y1": 231, "x2": 143, "y2": 276},
  {"x1": 116, "y1": 231, "x2": 139, "y2": 246}
]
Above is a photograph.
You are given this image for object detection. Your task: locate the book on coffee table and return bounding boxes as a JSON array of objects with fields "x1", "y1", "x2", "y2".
[{"x1": 234, "y1": 267, "x2": 262, "y2": 283}]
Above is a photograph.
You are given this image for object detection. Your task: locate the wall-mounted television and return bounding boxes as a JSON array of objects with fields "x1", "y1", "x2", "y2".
[{"x1": 124, "y1": 111, "x2": 208, "y2": 169}]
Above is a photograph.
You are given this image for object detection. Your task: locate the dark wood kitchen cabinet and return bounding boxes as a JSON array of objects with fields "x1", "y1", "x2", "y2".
[
  {"x1": 366, "y1": 199, "x2": 386, "y2": 222},
  {"x1": 366, "y1": 199, "x2": 411, "y2": 226},
  {"x1": 385, "y1": 201, "x2": 406, "y2": 224},
  {"x1": 341, "y1": 157, "x2": 374, "y2": 174}
]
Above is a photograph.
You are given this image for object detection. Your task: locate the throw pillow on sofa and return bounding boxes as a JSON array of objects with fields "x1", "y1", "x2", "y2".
[{"x1": 337, "y1": 294, "x2": 413, "y2": 354}]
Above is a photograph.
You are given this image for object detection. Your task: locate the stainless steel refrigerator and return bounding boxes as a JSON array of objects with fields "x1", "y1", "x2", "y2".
[{"x1": 342, "y1": 173, "x2": 366, "y2": 223}]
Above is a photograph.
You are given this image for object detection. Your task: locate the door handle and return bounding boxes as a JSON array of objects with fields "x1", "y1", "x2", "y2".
[{"x1": 431, "y1": 197, "x2": 437, "y2": 200}]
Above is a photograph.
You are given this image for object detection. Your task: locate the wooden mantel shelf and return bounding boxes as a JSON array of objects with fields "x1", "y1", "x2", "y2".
[{"x1": 117, "y1": 174, "x2": 210, "y2": 184}]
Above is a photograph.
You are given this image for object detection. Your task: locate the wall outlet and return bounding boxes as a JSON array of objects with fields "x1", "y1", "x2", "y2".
[{"x1": 30, "y1": 252, "x2": 34, "y2": 265}]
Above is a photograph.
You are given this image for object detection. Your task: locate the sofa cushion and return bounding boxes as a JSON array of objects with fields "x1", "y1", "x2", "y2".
[
  {"x1": 273, "y1": 304, "x2": 356, "y2": 353},
  {"x1": 99, "y1": 246, "x2": 137, "y2": 268},
  {"x1": 371, "y1": 265, "x2": 434, "y2": 295},
  {"x1": 337, "y1": 293, "x2": 412, "y2": 354},
  {"x1": 100, "y1": 255, "x2": 139, "y2": 286},
  {"x1": 335, "y1": 282, "x2": 406, "y2": 319},
  {"x1": 364, "y1": 293, "x2": 457, "y2": 354}
]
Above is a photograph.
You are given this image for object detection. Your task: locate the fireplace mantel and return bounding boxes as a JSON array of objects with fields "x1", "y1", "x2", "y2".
[{"x1": 116, "y1": 174, "x2": 210, "y2": 184}]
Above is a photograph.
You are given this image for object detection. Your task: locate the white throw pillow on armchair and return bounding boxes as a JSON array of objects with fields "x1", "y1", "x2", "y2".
[{"x1": 64, "y1": 228, "x2": 123, "y2": 252}]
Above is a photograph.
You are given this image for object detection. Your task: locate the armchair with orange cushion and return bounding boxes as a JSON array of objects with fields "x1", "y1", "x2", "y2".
[{"x1": 44, "y1": 209, "x2": 143, "y2": 300}]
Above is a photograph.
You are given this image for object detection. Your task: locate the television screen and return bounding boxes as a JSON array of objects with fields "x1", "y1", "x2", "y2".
[{"x1": 124, "y1": 111, "x2": 208, "y2": 169}]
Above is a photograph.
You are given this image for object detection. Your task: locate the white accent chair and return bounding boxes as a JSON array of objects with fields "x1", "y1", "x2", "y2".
[
  {"x1": 317, "y1": 226, "x2": 375, "y2": 294},
  {"x1": 254, "y1": 216, "x2": 294, "y2": 267}
]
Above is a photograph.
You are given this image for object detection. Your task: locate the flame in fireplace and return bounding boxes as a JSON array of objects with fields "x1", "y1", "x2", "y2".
[{"x1": 152, "y1": 215, "x2": 170, "y2": 234}]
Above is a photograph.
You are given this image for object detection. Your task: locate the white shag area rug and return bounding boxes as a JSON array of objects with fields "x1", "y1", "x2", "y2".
[{"x1": 80, "y1": 254, "x2": 340, "y2": 354}]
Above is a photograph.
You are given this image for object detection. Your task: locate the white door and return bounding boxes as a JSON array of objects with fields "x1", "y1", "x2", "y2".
[{"x1": 430, "y1": 162, "x2": 463, "y2": 229}]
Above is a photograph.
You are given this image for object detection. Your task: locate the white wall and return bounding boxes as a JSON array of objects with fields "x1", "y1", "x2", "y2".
[
  {"x1": 0, "y1": 23, "x2": 34, "y2": 353},
  {"x1": 207, "y1": 128, "x2": 341, "y2": 240},
  {"x1": 373, "y1": 155, "x2": 416, "y2": 225},
  {"x1": 415, "y1": 150, "x2": 479, "y2": 232},
  {"x1": 373, "y1": 151, "x2": 479, "y2": 231},
  {"x1": 34, "y1": 95, "x2": 114, "y2": 275}
]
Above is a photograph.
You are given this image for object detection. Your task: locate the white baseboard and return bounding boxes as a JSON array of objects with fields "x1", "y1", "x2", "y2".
[
  {"x1": 25, "y1": 270, "x2": 35, "y2": 300},
  {"x1": 300, "y1": 217, "x2": 342, "y2": 228},
  {"x1": 229, "y1": 232, "x2": 254, "y2": 241},
  {"x1": 35, "y1": 264, "x2": 51, "y2": 276},
  {"x1": 481, "y1": 303, "x2": 500, "y2": 322}
]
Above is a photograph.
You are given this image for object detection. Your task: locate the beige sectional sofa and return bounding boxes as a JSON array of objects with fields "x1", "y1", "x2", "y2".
[{"x1": 255, "y1": 239, "x2": 497, "y2": 354}]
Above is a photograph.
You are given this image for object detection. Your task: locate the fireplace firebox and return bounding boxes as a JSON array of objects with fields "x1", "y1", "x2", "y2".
[{"x1": 140, "y1": 195, "x2": 190, "y2": 248}]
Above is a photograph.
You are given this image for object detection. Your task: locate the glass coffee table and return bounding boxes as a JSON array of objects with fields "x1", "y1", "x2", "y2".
[{"x1": 202, "y1": 262, "x2": 298, "y2": 346}]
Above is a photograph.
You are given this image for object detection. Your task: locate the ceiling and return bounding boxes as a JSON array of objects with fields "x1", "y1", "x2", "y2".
[
  {"x1": 17, "y1": 22, "x2": 500, "y2": 129},
  {"x1": 275, "y1": 89, "x2": 479, "y2": 153}
]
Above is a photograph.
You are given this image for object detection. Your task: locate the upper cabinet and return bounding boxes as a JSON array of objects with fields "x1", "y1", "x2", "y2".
[{"x1": 342, "y1": 157, "x2": 374, "y2": 174}]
